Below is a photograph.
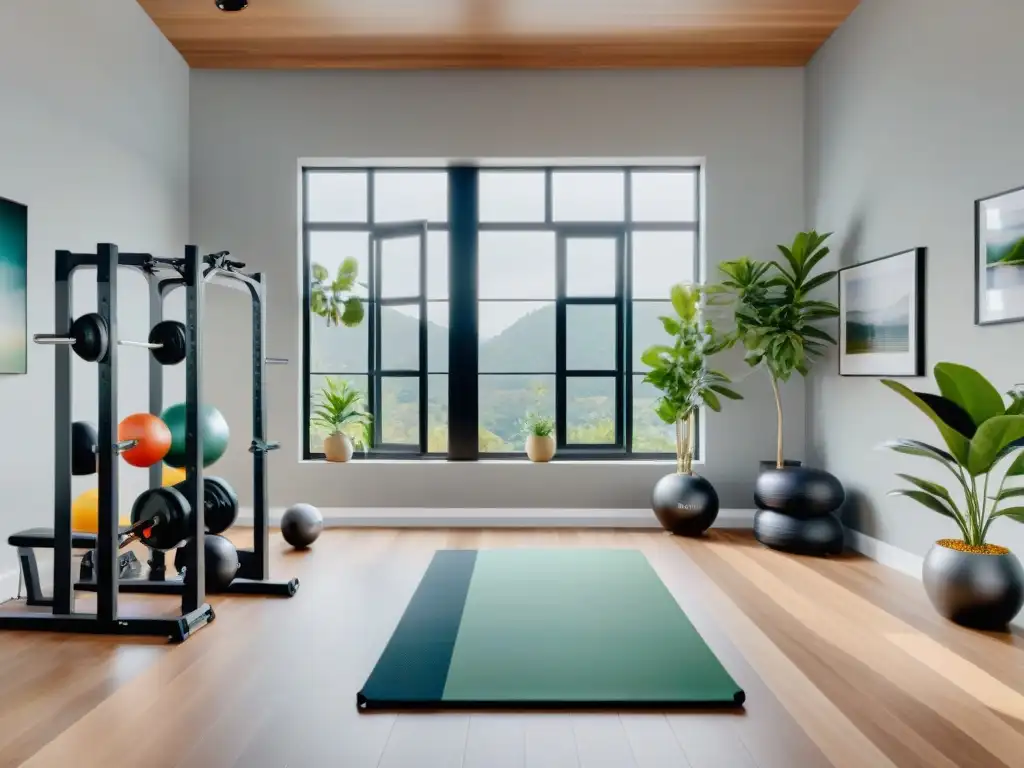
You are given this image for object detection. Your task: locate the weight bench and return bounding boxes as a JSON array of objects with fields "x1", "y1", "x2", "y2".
[{"x1": 9, "y1": 527, "x2": 137, "y2": 607}]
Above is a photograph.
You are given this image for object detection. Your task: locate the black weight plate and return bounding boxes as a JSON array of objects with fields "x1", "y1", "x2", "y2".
[
  {"x1": 70, "y1": 313, "x2": 108, "y2": 363},
  {"x1": 130, "y1": 486, "x2": 191, "y2": 551},
  {"x1": 149, "y1": 320, "x2": 186, "y2": 365},
  {"x1": 204, "y1": 477, "x2": 238, "y2": 535}
]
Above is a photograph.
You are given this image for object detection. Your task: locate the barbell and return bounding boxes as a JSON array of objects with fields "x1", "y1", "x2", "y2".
[
  {"x1": 125, "y1": 476, "x2": 239, "y2": 552},
  {"x1": 34, "y1": 314, "x2": 187, "y2": 365}
]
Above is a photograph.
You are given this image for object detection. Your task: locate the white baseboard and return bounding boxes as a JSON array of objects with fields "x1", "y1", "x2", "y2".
[
  {"x1": 235, "y1": 507, "x2": 756, "y2": 529},
  {"x1": 846, "y1": 528, "x2": 1024, "y2": 630},
  {"x1": 846, "y1": 528, "x2": 923, "y2": 580}
]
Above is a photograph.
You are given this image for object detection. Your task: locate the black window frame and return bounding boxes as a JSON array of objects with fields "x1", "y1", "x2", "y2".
[{"x1": 302, "y1": 164, "x2": 701, "y2": 462}]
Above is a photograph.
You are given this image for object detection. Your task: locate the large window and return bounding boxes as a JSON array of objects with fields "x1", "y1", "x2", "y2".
[{"x1": 303, "y1": 165, "x2": 700, "y2": 460}]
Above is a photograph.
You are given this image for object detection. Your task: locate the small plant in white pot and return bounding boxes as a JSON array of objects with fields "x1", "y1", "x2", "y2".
[
  {"x1": 523, "y1": 414, "x2": 556, "y2": 462},
  {"x1": 312, "y1": 378, "x2": 372, "y2": 463}
]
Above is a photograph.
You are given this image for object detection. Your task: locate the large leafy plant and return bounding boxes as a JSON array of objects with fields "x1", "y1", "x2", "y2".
[
  {"x1": 882, "y1": 363, "x2": 1024, "y2": 547},
  {"x1": 310, "y1": 257, "x2": 365, "y2": 327},
  {"x1": 311, "y1": 378, "x2": 372, "y2": 440},
  {"x1": 641, "y1": 284, "x2": 742, "y2": 475},
  {"x1": 719, "y1": 231, "x2": 839, "y2": 468}
]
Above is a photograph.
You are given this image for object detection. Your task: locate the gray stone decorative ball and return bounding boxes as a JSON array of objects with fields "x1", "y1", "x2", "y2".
[{"x1": 281, "y1": 503, "x2": 324, "y2": 549}]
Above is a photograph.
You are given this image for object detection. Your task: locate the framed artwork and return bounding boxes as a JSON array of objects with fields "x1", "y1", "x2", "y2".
[
  {"x1": 976, "y1": 184, "x2": 1024, "y2": 326},
  {"x1": 838, "y1": 247, "x2": 925, "y2": 377},
  {"x1": 0, "y1": 196, "x2": 27, "y2": 374}
]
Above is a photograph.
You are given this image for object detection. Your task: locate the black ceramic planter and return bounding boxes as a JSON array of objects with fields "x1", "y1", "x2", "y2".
[
  {"x1": 922, "y1": 543, "x2": 1024, "y2": 630},
  {"x1": 652, "y1": 473, "x2": 719, "y2": 536},
  {"x1": 753, "y1": 509, "x2": 844, "y2": 556}
]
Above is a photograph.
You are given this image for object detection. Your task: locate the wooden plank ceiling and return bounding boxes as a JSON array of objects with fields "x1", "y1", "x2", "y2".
[{"x1": 137, "y1": 0, "x2": 860, "y2": 69}]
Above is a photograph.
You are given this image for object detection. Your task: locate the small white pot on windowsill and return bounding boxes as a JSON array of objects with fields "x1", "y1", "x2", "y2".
[
  {"x1": 323, "y1": 431, "x2": 354, "y2": 463},
  {"x1": 526, "y1": 435, "x2": 556, "y2": 463}
]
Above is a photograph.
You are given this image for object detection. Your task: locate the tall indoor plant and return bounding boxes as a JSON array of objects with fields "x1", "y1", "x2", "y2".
[
  {"x1": 312, "y1": 378, "x2": 372, "y2": 462},
  {"x1": 642, "y1": 284, "x2": 742, "y2": 535},
  {"x1": 719, "y1": 231, "x2": 846, "y2": 554},
  {"x1": 882, "y1": 363, "x2": 1024, "y2": 628}
]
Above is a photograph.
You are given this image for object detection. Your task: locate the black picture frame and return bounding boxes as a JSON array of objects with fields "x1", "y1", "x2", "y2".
[
  {"x1": 838, "y1": 247, "x2": 926, "y2": 378},
  {"x1": 975, "y1": 183, "x2": 1024, "y2": 327}
]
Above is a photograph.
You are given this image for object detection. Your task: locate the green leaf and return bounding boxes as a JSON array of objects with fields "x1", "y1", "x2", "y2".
[
  {"x1": 801, "y1": 325, "x2": 837, "y2": 345},
  {"x1": 800, "y1": 245, "x2": 831, "y2": 281},
  {"x1": 895, "y1": 474, "x2": 958, "y2": 509},
  {"x1": 640, "y1": 346, "x2": 672, "y2": 369},
  {"x1": 800, "y1": 270, "x2": 838, "y2": 294},
  {"x1": 1005, "y1": 450, "x2": 1024, "y2": 477},
  {"x1": 880, "y1": 438, "x2": 956, "y2": 466},
  {"x1": 933, "y1": 362, "x2": 1006, "y2": 428},
  {"x1": 709, "y1": 385, "x2": 743, "y2": 400},
  {"x1": 340, "y1": 297, "x2": 364, "y2": 327},
  {"x1": 701, "y1": 389, "x2": 722, "y2": 412},
  {"x1": 660, "y1": 316, "x2": 682, "y2": 336},
  {"x1": 881, "y1": 380, "x2": 971, "y2": 466},
  {"x1": 992, "y1": 506, "x2": 1024, "y2": 523},
  {"x1": 967, "y1": 415, "x2": 1024, "y2": 475},
  {"x1": 990, "y1": 487, "x2": 1024, "y2": 502},
  {"x1": 670, "y1": 284, "x2": 697, "y2": 322},
  {"x1": 888, "y1": 489, "x2": 957, "y2": 520},
  {"x1": 654, "y1": 398, "x2": 678, "y2": 425}
]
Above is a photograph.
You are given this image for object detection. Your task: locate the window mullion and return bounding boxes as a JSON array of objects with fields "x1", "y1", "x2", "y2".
[{"x1": 447, "y1": 167, "x2": 479, "y2": 460}]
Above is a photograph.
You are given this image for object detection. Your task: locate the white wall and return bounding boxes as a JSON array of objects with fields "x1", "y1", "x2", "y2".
[
  {"x1": 806, "y1": 0, "x2": 1024, "y2": 555},
  {"x1": 189, "y1": 69, "x2": 806, "y2": 510},
  {"x1": 0, "y1": 0, "x2": 189, "y2": 582}
]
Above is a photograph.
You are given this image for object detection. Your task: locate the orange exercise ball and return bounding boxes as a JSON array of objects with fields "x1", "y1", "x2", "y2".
[
  {"x1": 162, "y1": 465, "x2": 186, "y2": 486},
  {"x1": 71, "y1": 488, "x2": 129, "y2": 532},
  {"x1": 118, "y1": 413, "x2": 172, "y2": 468}
]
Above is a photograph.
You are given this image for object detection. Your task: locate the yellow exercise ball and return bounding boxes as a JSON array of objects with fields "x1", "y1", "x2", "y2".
[
  {"x1": 162, "y1": 465, "x2": 186, "y2": 487},
  {"x1": 71, "y1": 489, "x2": 129, "y2": 533}
]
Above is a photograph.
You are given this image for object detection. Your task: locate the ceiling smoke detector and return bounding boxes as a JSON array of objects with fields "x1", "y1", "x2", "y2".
[{"x1": 216, "y1": 0, "x2": 248, "y2": 10}]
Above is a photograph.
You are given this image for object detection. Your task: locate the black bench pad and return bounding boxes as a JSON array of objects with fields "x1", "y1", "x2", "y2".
[{"x1": 9, "y1": 527, "x2": 102, "y2": 549}]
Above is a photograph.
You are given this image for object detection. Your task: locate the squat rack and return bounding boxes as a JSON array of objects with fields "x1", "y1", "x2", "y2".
[{"x1": 0, "y1": 244, "x2": 295, "y2": 644}]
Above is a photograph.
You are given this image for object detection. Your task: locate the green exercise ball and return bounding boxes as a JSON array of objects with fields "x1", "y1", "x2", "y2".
[{"x1": 161, "y1": 403, "x2": 230, "y2": 468}]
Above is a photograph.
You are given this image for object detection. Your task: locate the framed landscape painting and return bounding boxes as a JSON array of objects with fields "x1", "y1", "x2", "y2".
[
  {"x1": 0, "y1": 196, "x2": 27, "y2": 374},
  {"x1": 976, "y1": 184, "x2": 1024, "y2": 326},
  {"x1": 838, "y1": 247, "x2": 925, "y2": 377}
]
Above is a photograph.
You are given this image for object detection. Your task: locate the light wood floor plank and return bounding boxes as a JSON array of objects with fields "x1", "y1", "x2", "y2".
[
  {"x1": 619, "y1": 714, "x2": 691, "y2": 767},
  {"x1": 571, "y1": 714, "x2": 637, "y2": 768}
]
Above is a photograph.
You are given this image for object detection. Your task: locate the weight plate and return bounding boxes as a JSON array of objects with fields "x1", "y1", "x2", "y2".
[
  {"x1": 70, "y1": 313, "x2": 109, "y2": 363},
  {"x1": 204, "y1": 477, "x2": 238, "y2": 535},
  {"x1": 130, "y1": 486, "x2": 191, "y2": 551},
  {"x1": 149, "y1": 321, "x2": 187, "y2": 366}
]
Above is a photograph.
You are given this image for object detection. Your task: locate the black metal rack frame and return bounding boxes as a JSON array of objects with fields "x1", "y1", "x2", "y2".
[{"x1": 0, "y1": 243, "x2": 295, "y2": 644}]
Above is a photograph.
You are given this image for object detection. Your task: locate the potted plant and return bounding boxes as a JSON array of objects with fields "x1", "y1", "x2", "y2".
[
  {"x1": 641, "y1": 284, "x2": 742, "y2": 536},
  {"x1": 719, "y1": 231, "x2": 846, "y2": 555},
  {"x1": 310, "y1": 257, "x2": 365, "y2": 328},
  {"x1": 882, "y1": 363, "x2": 1024, "y2": 629},
  {"x1": 523, "y1": 414, "x2": 556, "y2": 462},
  {"x1": 312, "y1": 378, "x2": 372, "y2": 462}
]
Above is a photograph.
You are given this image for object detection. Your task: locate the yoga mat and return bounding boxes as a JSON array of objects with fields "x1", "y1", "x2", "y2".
[{"x1": 358, "y1": 549, "x2": 744, "y2": 710}]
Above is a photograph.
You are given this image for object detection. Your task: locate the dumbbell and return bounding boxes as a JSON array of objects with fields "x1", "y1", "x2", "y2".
[
  {"x1": 127, "y1": 477, "x2": 239, "y2": 552},
  {"x1": 34, "y1": 313, "x2": 186, "y2": 365}
]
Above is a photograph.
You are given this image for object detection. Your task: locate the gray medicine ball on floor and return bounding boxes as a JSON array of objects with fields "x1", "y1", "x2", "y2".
[{"x1": 281, "y1": 503, "x2": 324, "y2": 549}]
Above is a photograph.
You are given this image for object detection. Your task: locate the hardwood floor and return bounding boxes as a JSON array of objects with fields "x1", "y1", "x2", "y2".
[{"x1": 1, "y1": 528, "x2": 1022, "y2": 767}]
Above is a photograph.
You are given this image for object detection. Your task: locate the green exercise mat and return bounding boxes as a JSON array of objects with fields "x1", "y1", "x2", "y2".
[{"x1": 357, "y1": 548, "x2": 744, "y2": 710}]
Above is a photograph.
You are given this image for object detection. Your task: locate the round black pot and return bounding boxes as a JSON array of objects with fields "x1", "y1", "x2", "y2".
[
  {"x1": 922, "y1": 543, "x2": 1024, "y2": 630},
  {"x1": 754, "y1": 466, "x2": 845, "y2": 518},
  {"x1": 651, "y1": 473, "x2": 719, "y2": 536},
  {"x1": 753, "y1": 508, "x2": 845, "y2": 556}
]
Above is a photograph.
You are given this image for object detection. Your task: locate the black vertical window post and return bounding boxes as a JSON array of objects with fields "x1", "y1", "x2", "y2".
[
  {"x1": 447, "y1": 167, "x2": 479, "y2": 460},
  {"x1": 96, "y1": 243, "x2": 119, "y2": 622}
]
